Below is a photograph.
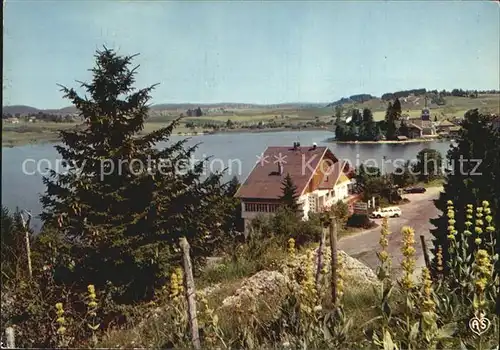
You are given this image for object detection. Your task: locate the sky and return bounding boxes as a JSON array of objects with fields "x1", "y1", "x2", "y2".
[{"x1": 3, "y1": 0, "x2": 500, "y2": 109}]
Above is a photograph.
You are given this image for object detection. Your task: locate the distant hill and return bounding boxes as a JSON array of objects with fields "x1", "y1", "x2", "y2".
[
  {"x1": 2, "y1": 105, "x2": 44, "y2": 115},
  {"x1": 2, "y1": 105, "x2": 78, "y2": 116},
  {"x1": 3, "y1": 102, "x2": 326, "y2": 116}
]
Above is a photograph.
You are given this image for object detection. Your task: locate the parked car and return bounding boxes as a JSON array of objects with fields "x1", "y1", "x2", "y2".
[
  {"x1": 403, "y1": 187, "x2": 426, "y2": 194},
  {"x1": 370, "y1": 206, "x2": 402, "y2": 218}
]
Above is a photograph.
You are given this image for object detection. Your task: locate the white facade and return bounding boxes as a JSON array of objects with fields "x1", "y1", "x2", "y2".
[
  {"x1": 241, "y1": 178, "x2": 352, "y2": 233},
  {"x1": 298, "y1": 179, "x2": 351, "y2": 220}
]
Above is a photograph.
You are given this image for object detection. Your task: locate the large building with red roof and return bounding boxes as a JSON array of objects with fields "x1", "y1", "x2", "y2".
[{"x1": 235, "y1": 143, "x2": 354, "y2": 232}]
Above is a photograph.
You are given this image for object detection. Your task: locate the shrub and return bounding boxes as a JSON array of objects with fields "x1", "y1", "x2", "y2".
[{"x1": 346, "y1": 214, "x2": 375, "y2": 229}]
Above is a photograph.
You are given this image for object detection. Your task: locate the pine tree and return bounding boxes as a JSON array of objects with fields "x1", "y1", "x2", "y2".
[
  {"x1": 384, "y1": 102, "x2": 395, "y2": 140},
  {"x1": 40, "y1": 48, "x2": 236, "y2": 302},
  {"x1": 280, "y1": 173, "x2": 299, "y2": 212},
  {"x1": 386, "y1": 120, "x2": 398, "y2": 140},
  {"x1": 362, "y1": 108, "x2": 374, "y2": 123},
  {"x1": 335, "y1": 123, "x2": 345, "y2": 141},
  {"x1": 348, "y1": 123, "x2": 358, "y2": 140},
  {"x1": 392, "y1": 98, "x2": 402, "y2": 120},
  {"x1": 430, "y1": 109, "x2": 500, "y2": 276},
  {"x1": 352, "y1": 109, "x2": 362, "y2": 125},
  {"x1": 361, "y1": 108, "x2": 377, "y2": 141}
]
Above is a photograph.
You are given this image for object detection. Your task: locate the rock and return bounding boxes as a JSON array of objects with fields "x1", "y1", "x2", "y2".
[
  {"x1": 283, "y1": 247, "x2": 381, "y2": 290},
  {"x1": 220, "y1": 270, "x2": 289, "y2": 308},
  {"x1": 219, "y1": 249, "x2": 380, "y2": 310}
]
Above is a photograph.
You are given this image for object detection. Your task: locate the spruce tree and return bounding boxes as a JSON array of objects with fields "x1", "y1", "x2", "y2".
[
  {"x1": 392, "y1": 98, "x2": 402, "y2": 120},
  {"x1": 361, "y1": 108, "x2": 377, "y2": 140},
  {"x1": 384, "y1": 102, "x2": 398, "y2": 140},
  {"x1": 280, "y1": 173, "x2": 299, "y2": 212},
  {"x1": 362, "y1": 108, "x2": 374, "y2": 123},
  {"x1": 335, "y1": 123, "x2": 346, "y2": 141},
  {"x1": 430, "y1": 109, "x2": 500, "y2": 276},
  {"x1": 40, "y1": 48, "x2": 236, "y2": 302}
]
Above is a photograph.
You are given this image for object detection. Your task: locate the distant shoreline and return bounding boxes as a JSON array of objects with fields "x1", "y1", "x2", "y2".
[
  {"x1": 2, "y1": 126, "x2": 334, "y2": 148},
  {"x1": 327, "y1": 137, "x2": 446, "y2": 144},
  {"x1": 177, "y1": 126, "x2": 332, "y2": 137}
]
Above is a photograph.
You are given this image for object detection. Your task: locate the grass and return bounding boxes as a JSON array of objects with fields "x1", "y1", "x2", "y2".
[
  {"x1": 2, "y1": 121, "x2": 79, "y2": 146},
  {"x1": 1, "y1": 121, "x2": 202, "y2": 147}
]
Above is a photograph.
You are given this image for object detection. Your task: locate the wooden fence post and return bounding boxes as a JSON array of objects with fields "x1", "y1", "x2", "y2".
[
  {"x1": 315, "y1": 227, "x2": 326, "y2": 294},
  {"x1": 179, "y1": 237, "x2": 201, "y2": 350},
  {"x1": 420, "y1": 235, "x2": 431, "y2": 271},
  {"x1": 329, "y1": 216, "x2": 338, "y2": 306},
  {"x1": 20, "y1": 210, "x2": 32, "y2": 278},
  {"x1": 6, "y1": 326, "x2": 15, "y2": 348}
]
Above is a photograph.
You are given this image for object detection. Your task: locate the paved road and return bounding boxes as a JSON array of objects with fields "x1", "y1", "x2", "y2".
[{"x1": 339, "y1": 187, "x2": 443, "y2": 276}]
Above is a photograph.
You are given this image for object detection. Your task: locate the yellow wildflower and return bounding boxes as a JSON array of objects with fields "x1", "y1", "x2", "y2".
[
  {"x1": 55, "y1": 302, "x2": 66, "y2": 336},
  {"x1": 400, "y1": 226, "x2": 416, "y2": 290},
  {"x1": 170, "y1": 272, "x2": 181, "y2": 300},
  {"x1": 420, "y1": 268, "x2": 436, "y2": 313},
  {"x1": 472, "y1": 249, "x2": 493, "y2": 316},
  {"x1": 436, "y1": 246, "x2": 444, "y2": 272}
]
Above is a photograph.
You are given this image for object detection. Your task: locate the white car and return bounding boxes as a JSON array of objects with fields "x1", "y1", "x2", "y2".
[{"x1": 371, "y1": 206, "x2": 402, "y2": 218}]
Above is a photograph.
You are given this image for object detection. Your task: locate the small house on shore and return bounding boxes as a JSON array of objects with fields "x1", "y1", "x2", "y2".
[
  {"x1": 235, "y1": 143, "x2": 355, "y2": 232},
  {"x1": 436, "y1": 119, "x2": 457, "y2": 136},
  {"x1": 4, "y1": 117, "x2": 20, "y2": 124},
  {"x1": 406, "y1": 119, "x2": 436, "y2": 137}
]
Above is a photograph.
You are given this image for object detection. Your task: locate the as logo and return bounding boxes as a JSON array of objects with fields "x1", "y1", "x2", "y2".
[{"x1": 469, "y1": 314, "x2": 491, "y2": 336}]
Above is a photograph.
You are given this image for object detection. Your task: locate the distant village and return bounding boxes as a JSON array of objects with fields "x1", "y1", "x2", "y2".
[{"x1": 2, "y1": 111, "x2": 79, "y2": 124}]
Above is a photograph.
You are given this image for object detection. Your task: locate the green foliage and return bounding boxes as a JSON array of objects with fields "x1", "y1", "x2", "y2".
[
  {"x1": 330, "y1": 200, "x2": 350, "y2": 228},
  {"x1": 355, "y1": 163, "x2": 381, "y2": 186},
  {"x1": 392, "y1": 161, "x2": 417, "y2": 188},
  {"x1": 249, "y1": 208, "x2": 322, "y2": 247},
  {"x1": 279, "y1": 173, "x2": 300, "y2": 213},
  {"x1": 430, "y1": 109, "x2": 500, "y2": 277},
  {"x1": 220, "y1": 176, "x2": 244, "y2": 240},
  {"x1": 346, "y1": 214, "x2": 375, "y2": 229},
  {"x1": 39, "y1": 48, "x2": 237, "y2": 303},
  {"x1": 1, "y1": 206, "x2": 27, "y2": 282},
  {"x1": 335, "y1": 108, "x2": 381, "y2": 141},
  {"x1": 384, "y1": 102, "x2": 400, "y2": 140},
  {"x1": 413, "y1": 148, "x2": 443, "y2": 182}
]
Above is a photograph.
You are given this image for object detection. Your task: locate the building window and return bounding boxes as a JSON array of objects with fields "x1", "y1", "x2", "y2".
[{"x1": 246, "y1": 203, "x2": 281, "y2": 212}]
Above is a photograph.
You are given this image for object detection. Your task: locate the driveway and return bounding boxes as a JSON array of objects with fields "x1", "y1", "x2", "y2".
[{"x1": 338, "y1": 187, "x2": 443, "y2": 277}]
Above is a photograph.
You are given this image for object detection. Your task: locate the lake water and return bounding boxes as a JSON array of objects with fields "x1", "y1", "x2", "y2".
[{"x1": 1, "y1": 130, "x2": 452, "y2": 231}]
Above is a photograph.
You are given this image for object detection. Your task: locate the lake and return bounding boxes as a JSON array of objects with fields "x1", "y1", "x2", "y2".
[{"x1": 1, "y1": 130, "x2": 452, "y2": 231}]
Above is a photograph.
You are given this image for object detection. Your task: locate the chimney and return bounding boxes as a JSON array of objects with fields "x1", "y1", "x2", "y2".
[
  {"x1": 278, "y1": 161, "x2": 283, "y2": 175},
  {"x1": 312, "y1": 142, "x2": 317, "y2": 150}
]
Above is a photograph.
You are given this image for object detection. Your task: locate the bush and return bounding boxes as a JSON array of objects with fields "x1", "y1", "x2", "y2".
[
  {"x1": 346, "y1": 214, "x2": 375, "y2": 229},
  {"x1": 248, "y1": 208, "x2": 321, "y2": 248}
]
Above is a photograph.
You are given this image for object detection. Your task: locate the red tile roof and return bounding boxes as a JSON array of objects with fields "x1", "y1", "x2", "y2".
[{"x1": 236, "y1": 146, "x2": 342, "y2": 200}]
